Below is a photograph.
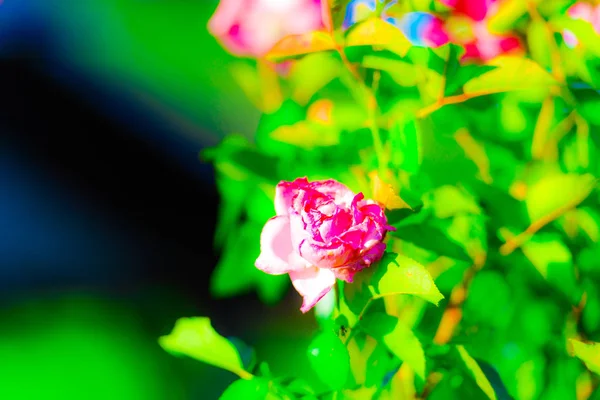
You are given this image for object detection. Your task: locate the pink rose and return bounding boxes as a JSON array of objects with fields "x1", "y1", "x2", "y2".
[
  {"x1": 208, "y1": 0, "x2": 324, "y2": 57},
  {"x1": 255, "y1": 178, "x2": 395, "y2": 313}
]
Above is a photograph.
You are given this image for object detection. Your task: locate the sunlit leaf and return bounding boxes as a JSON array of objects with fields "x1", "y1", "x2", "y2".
[
  {"x1": 361, "y1": 312, "x2": 426, "y2": 379},
  {"x1": 159, "y1": 317, "x2": 246, "y2": 376},
  {"x1": 362, "y1": 55, "x2": 420, "y2": 86},
  {"x1": 527, "y1": 20, "x2": 552, "y2": 69},
  {"x1": 463, "y1": 56, "x2": 557, "y2": 97},
  {"x1": 288, "y1": 53, "x2": 340, "y2": 105},
  {"x1": 456, "y1": 346, "x2": 498, "y2": 400},
  {"x1": 370, "y1": 252, "x2": 444, "y2": 305},
  {"x1": 525, "y1": 172, "x2": 596, "y2": 222},
  {"x1": 266, "y1": 31, "x2": 337, "y2": 62},
  {"x1": 345, "y1": 18, "x2": 412, "y2": 56},
  {"x1": 570, "y1": 339, "x2": 600, "y2": 376},
  {"x1": 454, "y1": 129, "x2": 493, "y2": 184},
  {"x1": 487, "y1": 0, "x2": 528, "y2": 33},
  {"x1": 270, "y1": 121, "x2": 340, "y2": 149}
]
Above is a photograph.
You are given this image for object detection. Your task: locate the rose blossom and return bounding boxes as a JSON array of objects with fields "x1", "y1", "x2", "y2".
[
  {"x1": 255, "y1": 178, "x2": 395, "y2": 313},
  {"x1": 208, "y1": 0, "x2": 323, "y2": 57}
]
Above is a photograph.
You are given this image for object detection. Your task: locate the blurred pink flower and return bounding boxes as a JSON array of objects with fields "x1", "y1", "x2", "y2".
[
  {"x1": 208, "y1": 0, "x2": 324, "y2": 57},
  {"x1": 564, "y1": 2, "x2": 600, "y2": 48},
  {"x1": 460, "y1": 21, "x2": 522, "y2": 61},
  {"x1": 440, "y1": 0, "x2": 497, "y2": 21},
  {"x1": 441, "y1": 0, "x2": 523, "y2": 62},
  {"x1": 256, "y1": 178, "x2": 394, "y2": 313}
]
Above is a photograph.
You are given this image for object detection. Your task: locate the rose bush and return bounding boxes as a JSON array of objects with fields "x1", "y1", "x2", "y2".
[
  {"x1": 161, "y1": 1, "x2": 600, "y2": 398},
  {"x1": 255, "y1": 178, "x2": 394, "y2": 312}
]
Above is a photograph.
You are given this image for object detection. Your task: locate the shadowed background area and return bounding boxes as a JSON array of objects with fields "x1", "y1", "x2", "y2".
[{"x1": 0, "y1": 1, "x2": 317, "y2": 398}]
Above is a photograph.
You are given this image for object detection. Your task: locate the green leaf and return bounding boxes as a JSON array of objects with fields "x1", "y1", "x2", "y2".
[
  {"x1": 424, "y1": 185, "x2": 480, "y2": 219},
  {"x1": 370, "y1": 252, "x2": 444, "y2": 305},
  {"x1": 456, "y1": 346, "x2": 498, "y2": 400},
  {"x1": 574, "y1": 88, "x2": 600, "y2": 126},
  {"x1": 521, "y1": 233, "x2": 581, "y2": 303},
  {"x1": 441, "y1": 43, "x2": 495, "y2": 96},
  {"x1": 345, "y1": 18, "x2": 412, "y2": 56},
  {"x1": 527, "y1": 20, "x2": 552, "y2": 69},
  {"x1": 445, "y1": 64, "x2": 497, "y2": 97},
  {"x1": 307, "y1": 330, "x2": 350, "y2": 390},
  {"x1": 464, "y1": 271, "x2": 511, "y2": 329},
  {"x1": 159, "y1": 317, "x2": 246, "y2": 376},
  {"x1": 362, "y1": 55, "x2": 420, "y2": 87},
  {"x1": 270, "y1": 121, "x2": 340, "y2": 149},
  {"x1": 569, "y1": 339, "x2": 600, "y2": 376},
  {"x1": 525, "y1": 172, "x2": 597, "y2": 222},
  {"x1": 266, "y1": 31, "x2": 337, "y2": 62},
  {"x1": 361, "y1": 312, "x2": 426, "y2": 379},
  {"x1": 389, "y1": 117, "x2": 422, "y2": 173},
  {"x1": 220, "y1": 378, "x2": 271, "y2": 400},
  {"x1": 487, "y1": 0, "x2": 528, "y2": 33},
  {"x1": 463, "y1": 56, "x2": 557, "y2": 97},
  {"x1": 391, "y1": 212, "x2": 472, "y2": 262},
  {"x1": 363, "y1": 343, "x2": 398, "y2": 388},
  {"x1": 288, "y1": 53, "x2": 340, "y2": 105},
  {"x1": 553, "y1": 17, "x2": 600, "y2": 57}
]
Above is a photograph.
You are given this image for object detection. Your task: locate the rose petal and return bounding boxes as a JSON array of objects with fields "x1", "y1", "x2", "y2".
[
  {"x1": 255, "y1": 216, "x2": 309, "y2": 274},
  {"x1": 275, "y1": 177, "x2": 309, "y2": 215},
  {"x1": 310, "y1": 180, "x2": 356, "y2": 207},
  {"x1": 290, "y1": 267, "x2": 336, "y2": 313},
  {"x1": 299, "y1": 237, "x2": 356, "y2": 268},
  {"x1": 333, "y1": 241, "x2": 387, "y2": 282}
]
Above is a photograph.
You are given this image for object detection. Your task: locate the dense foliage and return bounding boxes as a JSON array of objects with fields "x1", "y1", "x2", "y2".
[{"x1": 160, "y1": 0, "x2": 600, "y2": 398}]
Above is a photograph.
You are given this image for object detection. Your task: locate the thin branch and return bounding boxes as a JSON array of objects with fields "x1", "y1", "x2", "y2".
[{"x1": 499, "y1": 196, "x2": 588, "y2": 255}]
